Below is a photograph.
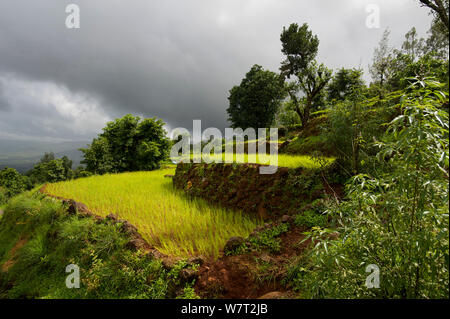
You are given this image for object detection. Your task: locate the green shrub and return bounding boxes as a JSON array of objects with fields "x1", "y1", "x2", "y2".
[
  {"x1": 292, "y1": 80, "x2": 449, "y2": 298},
  {"x1": 0, "y1": 187, "x2": 7, "y2": 206},
  {"x1": 294, "y1": 210, "x2": 328, "y2": 228},
  {"x1": 0, "y1": 168, "x2": 28, "y2": 200},
  {"x1": 248, "y1": 223, "x2": 289, "y2": 253},
  {"x1": 80, "y1": 114, "x2": 170, "y2": 174}
]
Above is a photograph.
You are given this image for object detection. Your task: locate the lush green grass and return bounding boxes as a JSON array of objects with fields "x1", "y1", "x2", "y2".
[
  {"x1": 179, "y1": 153, "x2": 334, "y2": 169},
  {"x1": 0, "y1": 193, "x2": 199, "y2": 298},
  {"x1": 44, "y1": 168, "x2": 261, "y2": 259}
]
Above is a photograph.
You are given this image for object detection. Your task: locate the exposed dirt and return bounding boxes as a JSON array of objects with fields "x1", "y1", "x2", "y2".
[
  {"x1": 1, "y1": 237, "x2": 28, "y2": 273},
  {"x1": 195, "y1": 221, "x2": 310, "y2": 299}
]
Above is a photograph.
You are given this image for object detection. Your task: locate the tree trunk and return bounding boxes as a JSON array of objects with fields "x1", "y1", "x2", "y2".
[{"x1": 419, "y1": 0, "x2": 449, "y2": 31}]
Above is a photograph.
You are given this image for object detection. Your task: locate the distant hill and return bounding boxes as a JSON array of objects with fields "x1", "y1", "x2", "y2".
[{"x1": 0, "y1": 139, "x2": 89, "y2": 173}]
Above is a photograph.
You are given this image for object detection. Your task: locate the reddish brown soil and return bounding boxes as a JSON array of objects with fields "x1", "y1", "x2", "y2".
[
  {"x1": 195, "y1": 223, "x2": 310, "y2": 299},
  {"x1": 1, "y1": 237, "x2": 28, "y2": 272}
]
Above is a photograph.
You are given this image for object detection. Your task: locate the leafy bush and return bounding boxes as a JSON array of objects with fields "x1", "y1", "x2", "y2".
[
  {"x1": 248, "y1": 223, "x2": 289, "y2": 253},
  {"x1": 27, "y1": 154, "x2": 74, "y2": 184},
  {"x1": 291, "y1": 79, "x2": 449, "y2": 298},
  {"x1": 294, "y1": 210, "x2": 328, "y2": 228},
  {"x1": 0, "y1": 168, "x2": 29, "y2": 201},
  {"x1": 80, "y1": 114, "x2": 170, "y2": 174},
  {"x1": 0, "y1": 187, "x2": 7, "y2": 206},
  {"x1": 282, "y1": 135, "x2": 329, "y2": 156}
]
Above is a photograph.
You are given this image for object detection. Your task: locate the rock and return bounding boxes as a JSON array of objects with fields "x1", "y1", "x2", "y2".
[
  {"x1": 188, "y1": 256, "x2": 206, "y2": 267},
  {"x1": 258, "y1": 291, "x2": 284, "y2": 299},
  {"x1": 125, "y1": 238, "x2": 147, "y2": 251},
  {"x1": 179, "y1": 268, "x2": 199, "y2": 283},
  {"x1": 161, "y1": 257, "x2": 178, "y2": 270},
  {"x1": 145, "y1": 249, "x2": 165, "y2": 262},
  {"x1": 223, "y1": 236, "x2": 245, "y2": 254},
  {"x1": 120, "y1": 221, "x2": 139, "y2": 235},
  {"x1": 63, "y1": 199, "x2": 90, "y2": 216},
  {"x1": 106, "y1": 213, "x2": 118, "y2": 222},
  {"x1": 62, "y1": 199, "x2": 77, "y2": 215},
  {"x1": 94, "y1": 216, "x2": 104, "y2": 224}
]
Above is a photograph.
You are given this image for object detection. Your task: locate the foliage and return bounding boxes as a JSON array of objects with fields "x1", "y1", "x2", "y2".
[
  {"x1": 370, "y1": 25, "x2": 449, "y2": 95},
  {"x1": 248, "y1": 223, "x2": 289, "y2": 253},
  {"x1": 327, "y1": 68, "x2": 365, "y2": 102},
  {"x1": 388, "y1": 52, "x2": 449, "y2": 91},
  {"x1": 29, "y1": 158, "x2": 72, "y2": 184},
  {"x1": 0, "y1": 187, "x2": 6, "y2": 206},
  {"x1": 280, "y1": 23, "x2": 319, "y2": 75},
  {"x1": 72, "y1": 166, "x2": 93, "y2": 179},
  {"x1": 294, "y1": 210, "x2": 328, "y2": 228},
  {"x1": 370, "y1": 29, "x2": 394, "y2": 91},
  {"x1": 0, "y1": 168, "x2": 29, "y2": 201},
  {"x1": 324, "y1": 88, "x2": 395, "y2": 175},
  {"x1": 281, "y1": 135, "x2": 329, "y2": 156},
  {"x1": 284, "y1": 62, "x2": 332, "y2": 128},
  {"x1": 0, "y1": 192, "x2": 198, "y2": 299},
  {"x1": 80, "y1": 114, "x2": 170, "y2": 174},
  {"x1": 275, "y1": 100, "x2": 301, "y2": 127},
  {"x1": 227, "y1": 64, "x2": 286, "y2": 129},
  {"x1": 417, "y1": 0, "x2": 449, "y2": 37},
  {"x1": 280, "y1": 23, "x2": 332, "y2": 128},
  {"x1": 292, "y1": 79, "x2": 449, "y2": 298}
]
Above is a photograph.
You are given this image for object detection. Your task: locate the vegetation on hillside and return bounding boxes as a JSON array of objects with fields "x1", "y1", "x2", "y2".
[
  {"x1": 0, "y1": 191, "x2": 200, "y2": 299},
  {"x1": 288, "y1": 80, "x2": 449, "y2": 298}
]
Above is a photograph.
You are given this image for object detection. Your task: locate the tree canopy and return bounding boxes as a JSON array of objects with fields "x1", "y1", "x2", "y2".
[
  {"x1": 80, "y1": 114, "x2": 170, "y2": 174},
  {"x1": 227, "y1": 64, "x2": 286, "y2": 129},
  {"x1": 280, "y1": 23, "x2": 332, "y2": 128}
]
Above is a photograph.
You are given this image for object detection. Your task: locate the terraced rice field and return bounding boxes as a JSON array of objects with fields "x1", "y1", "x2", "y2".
[
  {"x1": 45, "y1": 168, "x2": 261, "y2": 259},
  {"x1": 179, "y1": 153, "x2": 335, "y2": 169}
]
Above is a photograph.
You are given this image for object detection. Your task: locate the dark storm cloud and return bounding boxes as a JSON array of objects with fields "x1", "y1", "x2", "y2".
[
  {"x1": 0, "y1": 0, "x2": 433, "y2": 141},
  {"x1": 0, "y1": 81, "x2": 10, "y2": 111}
]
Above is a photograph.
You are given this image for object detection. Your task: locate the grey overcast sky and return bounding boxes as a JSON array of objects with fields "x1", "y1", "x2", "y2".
[{"x1": 0, "y1": 0, "x2": 434, "y2": 142}]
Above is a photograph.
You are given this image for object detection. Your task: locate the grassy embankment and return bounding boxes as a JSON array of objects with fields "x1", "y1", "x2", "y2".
[{"x1": 0, "y1": 190, "x2": 200, "y2": 298}]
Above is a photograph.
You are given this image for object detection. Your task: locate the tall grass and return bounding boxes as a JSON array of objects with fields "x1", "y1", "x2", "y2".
[{"x1": 44, "y1": 168, "x2": 261, "y2": 259}]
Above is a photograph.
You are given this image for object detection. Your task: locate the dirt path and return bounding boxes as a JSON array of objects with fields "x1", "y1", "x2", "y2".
[{"x1": 195, "y1": 222, "x2": 310, "y2": 299}]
